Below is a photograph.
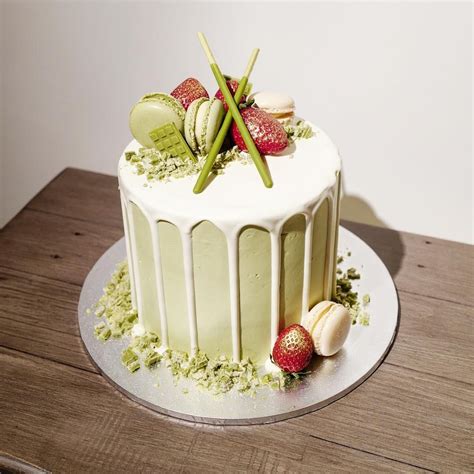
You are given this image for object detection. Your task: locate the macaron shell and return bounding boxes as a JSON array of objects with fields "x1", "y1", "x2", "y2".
[
  {"x1": 250, "y1": 91, "x2": 295, "y2": 115},
  {"x1": 313, "y1": 305, "x2": 351, "y2": 356},
  {"x1": 185, "y1": 97, "x2": 207, "y2": 153},
  {"x1": 195, "y1": 99, "x2": 211, "y2": 153},
  {"x1": 129, "y1": 97, "x2": 185, "y2": 148},
  {"x1": 301, "y1": 300, "x2": 334, "y2": 334},
  {"x1": 203, "y1": 98, "x2": 225, "y2": 154}
]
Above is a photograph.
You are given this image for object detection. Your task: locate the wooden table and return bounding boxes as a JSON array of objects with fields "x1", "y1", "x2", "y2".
[{"x1": 1, "y1": 168, "x2": 472, "y2": 473}]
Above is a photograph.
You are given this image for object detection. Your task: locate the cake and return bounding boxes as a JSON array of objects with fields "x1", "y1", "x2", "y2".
[
  {"x1": 93, "y1": 35, "x2": 356, "y2": 390},
  {"x1": 118, "y1": 116, "x2": 341, "y2": 367}
]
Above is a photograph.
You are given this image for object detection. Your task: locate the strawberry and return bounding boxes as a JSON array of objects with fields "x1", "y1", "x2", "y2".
[
  {"x1": 272, "y1": 324, "x2": 314, "y2": 373},
  {"x1": 171, "y1": 78, "x2": 209, "y2": 110},
  {"x1": 232, "y1": 107, "x2": 288, "y2": 155},
  {"x1": 214, "y1": 79, "x2": 246, "y2": 111}
]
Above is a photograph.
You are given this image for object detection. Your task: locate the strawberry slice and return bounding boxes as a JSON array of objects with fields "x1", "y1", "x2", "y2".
[
  {"x1": 231, "y1": 107, "x2": 288, "y2": 155},
  {"x1": 171, "y1": 78, "x2": 209, "y2": 110}
]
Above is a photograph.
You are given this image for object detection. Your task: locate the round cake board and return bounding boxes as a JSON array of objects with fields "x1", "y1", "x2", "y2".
[{"x1": 78, "y1": 226, "x2": 399, "y2": 425}]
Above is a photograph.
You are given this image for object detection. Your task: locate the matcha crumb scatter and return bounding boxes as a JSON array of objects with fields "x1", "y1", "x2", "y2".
[
  {"x1": 284, "y1": 120, "x2": 314, "y2": 143},
  {"x1": 125, "y1": 146, "x2": 247, "y2": 183},
  {"x1": 334, "y1": 255, "x2": 371, "y2": 326},
  {"x1": 89, "y1": 262, "x2": 319, "y2": 395},
  {"x1": 89, "y1": 261, "x2": 138, "y2": 339}
]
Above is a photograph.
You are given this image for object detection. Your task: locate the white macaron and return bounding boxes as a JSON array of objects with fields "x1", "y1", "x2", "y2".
[
  {"x1": 249, "y1": 91, "x2": 295, "y2": 120},
  {"x1": 301, "y1": 301, "x2": 351, "y2": 356}
]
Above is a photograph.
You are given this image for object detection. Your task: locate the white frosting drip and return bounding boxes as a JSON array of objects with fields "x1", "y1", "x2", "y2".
[
  {"x1": 181, "y1": 231, "x2": 199, "y2": 354},
  {"x1": 301, "y1": 213, "x2": 314, "y2": 318},
  {"x1": 126, "y1": 201, "x2": 145, "y2": 320},
  {"x1": 149, "y1": 219, "x2": 169, "y2": 347},
  {"x1": 270, "y1": 228, "x2": 282, "y2": 344},
  {"x1": 227, "y1": 232, "x2": 241, "y2": 361},
  {"x1": 324, "y1": 193, "x2": 337, "y2": 301},
  {"x1": 118, "y1": 124, "x2": 341, "y2": 361},
  {"x1": 120, "y1": 194, "x2": 137, "y2": 308},
  {"x1": 131, "y1": 322, "x2": 146, "y2": 338}
]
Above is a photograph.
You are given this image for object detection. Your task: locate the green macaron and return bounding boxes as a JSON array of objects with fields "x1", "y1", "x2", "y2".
[
  {"x1": 129, "y1": 93, "x2": 186, "y2": 148},
  {"x1": 194, "y1": 97, "x2": 225, "y2": 155},
  {"x1": 184, "y1": 97, "x2": 208, "y2": 153}
]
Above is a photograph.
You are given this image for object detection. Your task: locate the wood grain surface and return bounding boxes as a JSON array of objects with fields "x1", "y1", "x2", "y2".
[{"x1": 1, "y1": 168, "x2": 473, "y2": 473}]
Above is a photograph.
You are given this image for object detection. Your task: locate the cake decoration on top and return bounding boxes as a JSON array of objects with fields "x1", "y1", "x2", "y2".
[{"x1": 127, "y1": 33, "x2": 316, "y2": 194}]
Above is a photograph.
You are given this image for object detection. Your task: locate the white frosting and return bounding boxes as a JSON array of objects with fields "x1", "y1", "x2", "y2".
[
  {"x1": 264, "y1": 356, "x2": 282, "y2": 373},
  {"x1": 120, "y1": 195, "x2": 137, "y2": 308},
  {"x1": 119, "y1": 124, "x2": 341, "y2": 361},
  {"x1": 149, "y1": 216, "x2": 169, "y2": 347},
  {"x1": 131, "y1": 323, "x2": 146, "y2": 337},
  {"x1": 119, "y1": 125, "x2": 340, "y2": 234}
]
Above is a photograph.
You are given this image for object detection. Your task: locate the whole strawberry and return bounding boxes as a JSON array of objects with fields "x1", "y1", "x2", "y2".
[
  {"x1": 272, "y1": 324, "x2": 314, "y2": 373},
  {"x1": 232, "y1": 107, "x2": 288, "y2": 155},
  {"x1": 171, "y1": 78, "x2": 209, "y2": 110},
  {"x1": 215, "y1": 79, "x2": 246, "y2": 111}
]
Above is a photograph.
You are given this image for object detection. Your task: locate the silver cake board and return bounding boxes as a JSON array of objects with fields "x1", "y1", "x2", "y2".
[{"x1": 78, "y1": 226, "x2": 399, "y2": 425}]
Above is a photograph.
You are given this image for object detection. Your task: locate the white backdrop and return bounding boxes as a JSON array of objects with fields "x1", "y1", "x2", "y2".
[{"x1": 1, "y1": 1, "x2": 472, "y2": 243}]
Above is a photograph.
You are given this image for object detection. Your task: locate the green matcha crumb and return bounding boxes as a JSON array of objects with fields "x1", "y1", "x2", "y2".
[
  {"x1": 121, "y1": 348, "x2": 140, "y2": 373},
  {"x1": 347, "y1": 267, "x2": 360, "y2": 280},
  {"x1": 144, "y1": 350, "x2": 161, "y2": 368},
  {"x1": 125, "y1": 151, "x2": 137, "y2": 161},
  {"x1": 94, "y1": 322, "x2": 111, "y2": 341},
  {"x1": 362, "y1": 294, "x2": 370, "y2": 305},
  {"x1": 284, "y1": 120, "x2": 314, "y2": 144},
  {"x1": 359, "y1": 312, "x2": 370, "y2": 326}
]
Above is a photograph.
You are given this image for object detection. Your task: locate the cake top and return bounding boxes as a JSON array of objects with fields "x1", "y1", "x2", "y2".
[{"x1": 119, "y1": 124, "x2": 340, "y2": 233}]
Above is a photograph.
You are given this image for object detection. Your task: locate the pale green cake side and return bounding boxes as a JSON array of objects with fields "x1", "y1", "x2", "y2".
[{"x1": 129, "y1": 199, "x2": 330, "y2": 363}]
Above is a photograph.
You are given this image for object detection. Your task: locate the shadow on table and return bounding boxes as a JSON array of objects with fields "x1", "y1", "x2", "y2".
[{"x1": 340, "y1": 192, "x2": 405, "y2": 279}]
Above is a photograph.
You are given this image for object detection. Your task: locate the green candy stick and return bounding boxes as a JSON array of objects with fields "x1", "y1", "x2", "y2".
[
  {"x1": 193, "y1": 50, "x2": 258, "y2": 194},
  {"x1": 197, "y1": 33, "x2": 273, "y2": 189}
]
